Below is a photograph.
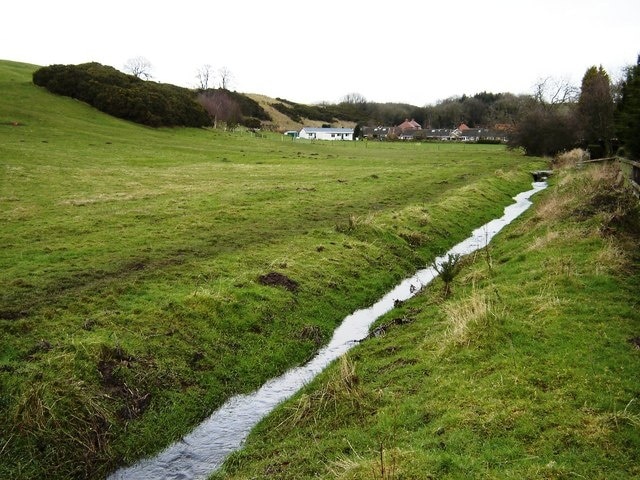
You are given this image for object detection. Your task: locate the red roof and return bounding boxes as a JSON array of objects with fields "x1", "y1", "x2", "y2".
[{"x1": 397, "y1": 118, "x2": 421, "y2": 130}]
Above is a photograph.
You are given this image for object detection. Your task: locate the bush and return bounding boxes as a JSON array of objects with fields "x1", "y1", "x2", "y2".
[
  {"x1": 508, "y1": 105, "x2": 581, "y2": 156},
  {"x1": 33, "y1": 62, "x2": 210, "y2": 128},
  {"x1": 242, "y1": 117, "x2": 263, "y2": 129},
  {"x1": 587, "y1": 143, "x2": 605, "y2": 159}
]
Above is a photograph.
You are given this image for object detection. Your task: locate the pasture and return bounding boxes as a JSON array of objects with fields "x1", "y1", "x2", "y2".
[{"x1": 0, "y1": 60, "x2": 544, "y2": 478}]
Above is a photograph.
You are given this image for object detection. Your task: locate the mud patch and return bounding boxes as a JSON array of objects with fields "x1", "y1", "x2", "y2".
[
  {"x1": 258, "y1": 271, "x2": 299, "y2": 292},
  {"x1": 297, "y1": 325, "x2": 324, "y2": 347},
  {"x1": 97, "y1": 346, "x2": 152, "y2": 420}
]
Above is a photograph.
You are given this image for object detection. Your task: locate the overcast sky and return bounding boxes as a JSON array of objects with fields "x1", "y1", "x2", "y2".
[{"x1": 3, "y1": 0, "x2": 639, "y2": 106}]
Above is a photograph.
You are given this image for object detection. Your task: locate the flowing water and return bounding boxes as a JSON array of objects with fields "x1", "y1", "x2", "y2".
[{"x1": 108, "y1": 182, "x2": 547, "y2": 480}]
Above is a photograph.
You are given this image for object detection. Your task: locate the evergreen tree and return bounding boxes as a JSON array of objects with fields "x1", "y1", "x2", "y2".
[
  {"x1": 578, "y1": 66, "x2": 614, "y2": 156},
  {"x1": 615, "y1": 56, "x2": 640, "y2": 159}
]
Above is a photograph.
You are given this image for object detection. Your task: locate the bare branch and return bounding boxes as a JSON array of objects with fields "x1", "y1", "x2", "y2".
[
  {"x1": 196, "y1": 64, "x2": 213, "y2": 90},
  {"x1": 124, "y1": 56, "x2": 153, "y2": 80},
  {"x1": 218, "y1": 67, "x2": 234, "y2": 90},
  {"x1": 533, "y1": 76, "x2": 578, "y2": 105}
]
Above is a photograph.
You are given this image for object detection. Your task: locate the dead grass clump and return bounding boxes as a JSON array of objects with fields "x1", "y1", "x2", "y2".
[
  {"x1": 526, "y1": 229, "x2": 560, "y2": 252},
  {"x1": 328, "y1": 445, "x2": 408, "y2": 480},
  {"x1": 281, "y1": 355, "x2": 363, "y2": 427},
  {"x1": 441, "y1": 290, "x2": 500, "y2": 347},
  {"x1": 530, "y1": 189, "x2": 573, "y2": 224},
  {"x1": 571, "y1": 164, "x2": 640, "y2": 236},
  {"x1": 554, "y1": 148, "x2": 588, "y2": 169},
  {"x1": 594, "y1": 238, "x2": 631, "y2": 275}
]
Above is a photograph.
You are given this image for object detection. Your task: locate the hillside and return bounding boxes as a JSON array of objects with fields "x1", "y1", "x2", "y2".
[
  {"x1": 245, "y1": 93, "x2": 357, "y2": 131},
  {"x1": 0, "y1": 59, "x2": 546, "y2": 479}
]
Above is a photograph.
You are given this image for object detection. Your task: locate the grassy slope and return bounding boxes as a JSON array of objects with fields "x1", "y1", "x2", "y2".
[
  {"x1": 217, "y1": 164, "x2": 640, "y2": 479},
  {"x1": 245, "y1": 93, "x2": 354, "y2": 131},
  {"x1": 1, "y1": 60, "x2": 544, "y2": 479}
]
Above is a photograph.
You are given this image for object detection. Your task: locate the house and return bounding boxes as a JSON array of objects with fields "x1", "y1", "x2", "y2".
[
  {"x1": 453, "y1": 127, "x2": 509, "y2": 142},
  {"x1": 361, "y1": 126, "x2": 391, "y2": 140},
  {"x1": 298, "y1": 127, "x2": 354, "y2": 141},
  {"x1": 396, "y1": 118, "x2": 422, "y2": 131}
]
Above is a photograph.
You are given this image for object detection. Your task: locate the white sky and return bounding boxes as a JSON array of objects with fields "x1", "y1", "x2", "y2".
[{"x1": 2, "y1": 0, "x2": 639, "y2": 106}]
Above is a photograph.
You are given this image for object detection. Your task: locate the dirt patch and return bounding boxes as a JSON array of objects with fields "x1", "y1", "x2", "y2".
[
  {"x1": 258, "y1": 271, "x2": 299, "y2": 292},
  {"x1": 297, "y1": 325, "x2": 324, "y2": 346},
  {"x1": 97, "y1": 346, "x2": 152, "y2": 420},
  {"x1": 628, "y1": 337, "x2": 640, "y2": 350}
]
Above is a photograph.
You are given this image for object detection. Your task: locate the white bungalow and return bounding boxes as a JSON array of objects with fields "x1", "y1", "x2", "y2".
[{"x1": 298, "y1": 127, "x2": 354, "y2": 141}]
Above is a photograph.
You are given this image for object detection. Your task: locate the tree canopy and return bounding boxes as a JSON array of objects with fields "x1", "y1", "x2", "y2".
[
  {"x1": 615, "y1": 56, "x2": 640, "y2": 159},
  {"x1": 578, "y1": 66, "x2": 614, "y2": 155}
]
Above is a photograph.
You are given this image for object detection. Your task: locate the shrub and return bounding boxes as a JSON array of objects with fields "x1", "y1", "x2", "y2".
[
  {"x1": 33, "y1": 62, "x2": 210, "y2": 127},
  {"x1": 242, "y1": 117, "x2": 263, "y2": 129}
]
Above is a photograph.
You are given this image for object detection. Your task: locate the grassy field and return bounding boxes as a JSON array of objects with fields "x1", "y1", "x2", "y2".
[
  {"x1": 216, "y1": 163, "x2": 640, "y2": 479},
  {"x1": 1, "y1": 59, "x2": 548, "y2": 479}
]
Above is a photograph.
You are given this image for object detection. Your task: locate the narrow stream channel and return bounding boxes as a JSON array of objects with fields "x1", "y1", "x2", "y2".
[{"x1": 108, "y1": 182, "x2": 547, "y2": 480}]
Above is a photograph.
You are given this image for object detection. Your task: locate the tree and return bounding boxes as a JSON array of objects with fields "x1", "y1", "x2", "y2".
[
  {"x1": 508, "y1": 104, "x2": 580, "y2": 156},
  {"x1": 218, "y1": 66, "x2": 234, "y2": 90},
  {"x1": 123, "y1": 56, "x2": 153, "y2": 80},
  {"x1": 341, "y1": 92, "x2": 367, "y2": 104},
  {"x1": 428, "y1": 97, "x2": 465, "y2": 128},
  {"x1": 197, "y1": 90, "x2": 241, "y2": 129},
  {"x1": 196, "y1": 64, "x2": 213, "y2": 90},
  {"x1": 578, "y1": 66, "x2": 614, "y2": 156},
  {"x1": 615, "y1": 55, "x2": 640, "y2": 159},
  {"x1": 533, "y1": 76, "x2": 579, "y2": 105}
]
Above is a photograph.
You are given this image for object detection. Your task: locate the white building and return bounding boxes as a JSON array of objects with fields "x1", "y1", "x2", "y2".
[{"x1": 298, "y1": 127, "x2": 354, "y2": 141}]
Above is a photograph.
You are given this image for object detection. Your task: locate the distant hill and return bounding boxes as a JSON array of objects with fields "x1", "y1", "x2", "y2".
[{"x1": 245, "y1": 94, "x2": 356, "y2": 131}]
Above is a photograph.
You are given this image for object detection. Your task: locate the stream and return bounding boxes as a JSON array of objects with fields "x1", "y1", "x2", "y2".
[{"x1": 108, "y1": 181, "x2": 547, "y2": 480}]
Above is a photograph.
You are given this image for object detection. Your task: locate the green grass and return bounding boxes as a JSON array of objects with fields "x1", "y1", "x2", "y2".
[
  {"x1": 0, "y1": 59, "x2": 546, "y2": 479},
  {"x1": 216, "y1": 163, "x2": 640, "y2": 479}
]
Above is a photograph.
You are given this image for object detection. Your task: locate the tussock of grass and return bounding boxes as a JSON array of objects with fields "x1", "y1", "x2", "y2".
[
  {"x1": 594, "y1": 238, "x2": 631, "y2": 275},
  {"x1": 327, "y1": 444, "x2": 408, "y2": 479},
  {"x1": 281, "y1": 355, "x2": 364, "y2": 428},
  {"x1": 554, "y1": 148, "x2": 588, "y2": 168},
  {"x1": 440, "y1": 290, "x2": 502, "y2": 347}
]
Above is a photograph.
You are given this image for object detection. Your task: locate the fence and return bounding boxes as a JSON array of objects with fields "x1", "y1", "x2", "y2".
[{"x1": 578, "y1": 156, "x2": 640, "y2": 197}]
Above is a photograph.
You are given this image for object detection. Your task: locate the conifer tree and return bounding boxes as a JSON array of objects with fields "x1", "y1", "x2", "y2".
[
  {"x1": 615, "y1": 56, "x2": 640, "y2": 159},
  {"x1": 578, "y1": 65, "x2": 614, "y2": 156}
]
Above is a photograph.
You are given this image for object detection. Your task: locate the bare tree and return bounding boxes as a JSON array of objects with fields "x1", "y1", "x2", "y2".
[
  {"x1": 197, "y1": 90, "x2": 241, "y2": 129},
  {"x1": 341, "y1": 92, "x2": 367, "y2": 104},
  {"x1": 218, "y1": 66, "x2": 234, "y2": 90},
  {"x1": 196, "y1": 64, "x2": 213, "y2": 90},
  {"x1": 533, "y1": 76, "x2": 579, "y2": 105},
  {"x1": 124, "y1": 56, "x2": 153, "y2": 80}
]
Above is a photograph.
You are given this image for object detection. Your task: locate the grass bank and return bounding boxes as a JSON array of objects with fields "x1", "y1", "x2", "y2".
[
  {"x1": 216, "y1": 163, "x2": 640, "y2": 479},
  {"x1": 1, "y1": 59, "x2": 544, "y2": 479}
]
